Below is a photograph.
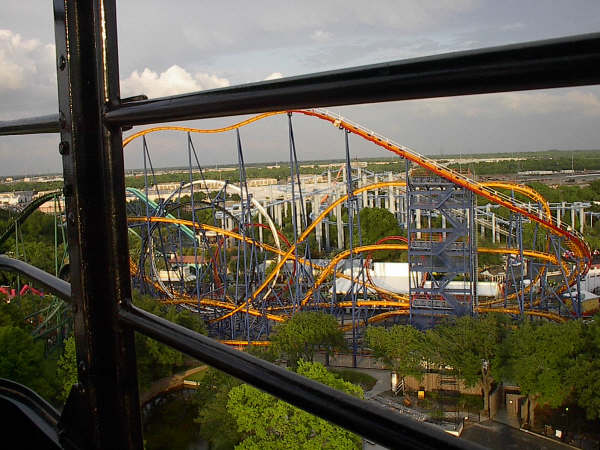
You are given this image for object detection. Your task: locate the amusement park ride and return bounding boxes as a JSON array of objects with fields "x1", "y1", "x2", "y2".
[
  {"x1": 4, "y1": 109, "x2": 592, "y2": 353},
  {"x1": 1, "y1": 1, "x2": 599, "y2": 447},
  {"x1": 121, "y1": 109, "x2": 592, "y2": 342}
]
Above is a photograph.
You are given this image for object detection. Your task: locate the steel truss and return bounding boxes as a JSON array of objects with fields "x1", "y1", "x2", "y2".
[{"x1": 408, "y1": 169, "x2": 477, "y2": 323}]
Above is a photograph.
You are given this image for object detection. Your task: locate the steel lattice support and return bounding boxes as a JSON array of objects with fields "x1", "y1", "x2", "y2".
[{"x1": 407, "y1": 170, "x2": 477, "y2": 322}]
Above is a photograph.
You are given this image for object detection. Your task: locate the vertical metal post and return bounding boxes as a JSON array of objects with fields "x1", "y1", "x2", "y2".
[
  {"x1": 344, "y1": 130, "x2": 357, "y2": 367},
  {"x1": 406, "y1": 159, "x2": 413, "y2": 325},
  {"x1": 53, "y1": 1, "x2": 142, "y2": 448},
  {"x1": 288, "y1": 115, "x2": 300, "y2": 311}
]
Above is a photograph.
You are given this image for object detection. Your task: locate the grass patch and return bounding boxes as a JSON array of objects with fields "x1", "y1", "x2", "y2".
[
  {"x1": 330, "y1": 369, "x2": 377, "y2": 391},
  {"x1": 184, "y1": 369, "x2": 207, "y2": 383}
]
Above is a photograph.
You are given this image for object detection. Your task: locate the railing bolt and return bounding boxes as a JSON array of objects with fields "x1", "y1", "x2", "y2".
[
  {"x1": 59, "y1": 112, "x2": 67, "y2": 129},
  {"x1": 58, "y1": 54, "x2": 66, "y2": 70},
  {"x1": 59, "y1": 141, "x2": 69, "y2": 155}
]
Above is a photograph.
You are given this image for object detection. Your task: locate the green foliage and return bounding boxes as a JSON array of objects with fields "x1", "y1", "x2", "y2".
[
  {"x1": 57, "y1": 335, "x2": 77, "y2": 402},
  {"x1": 329, "y1": 368, "x2": 377, "y2": 391},
  {"x1": 447, "y1": 150, "x2": 600, "y2": 176},
  {"x1": 358, "y1": 207, "x2": 403, "y2": 245},
  {"x1": 0, "y1": 294, "x2": 55, "y2": 331},
  {"x1": 427, "y1": 314, "x2": 508, "y2": 389},
  {"x1": 0, "y1": 180, "x2": 64, "y2": 194},
  {"x1": 144, "y1": 394, "x2": 203, "y2": 450},
  {"x1": 504, "y1": 320, "x2": 583, "y2": 409},
  {"x1": 227, "y1": 361, "x2": 362, "y2": 449},
  {"x1": 0, "y1": 325, "x2": 59, "y2": 401},
  {"x1": 425, "y1": 314, "x2": 510, "y2": 415},
  {"x1": 193, "y1": 345, "x2": 278, "y2": 449},
  {"x1": 0, "y1": 209, "x2": 65, "y2": 281},
  {"x1": 571, "y1": 315, "x2": 600, "y2": 419},
  {"x1": 271, "y1": 311, "x2": 346, "y2": 368},
  {"x1": 365, "y1": 325, "x2": 425, "y2": 380},
  {"x1": 133, "y1": 290, "x2": 207, "y2": 389},
  {"x1": 194, "y1": 368, "x2": 243, "y2": 450},
  {"x1": 356, "y1": 207, "x2": 405, "y2": 262}
]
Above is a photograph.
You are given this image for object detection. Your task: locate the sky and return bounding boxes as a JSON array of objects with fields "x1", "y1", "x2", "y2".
[{"x1": 1, "y1": 1, "x2": 600, "y2": 176}]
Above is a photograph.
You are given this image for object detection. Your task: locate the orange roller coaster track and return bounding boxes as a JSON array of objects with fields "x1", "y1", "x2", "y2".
[
  {"x1": 129, "y1": 214, "x2": 571, "y2": 322},
  {"x1": 123, "y1": 110, "x2": 590, "y2": 329}
]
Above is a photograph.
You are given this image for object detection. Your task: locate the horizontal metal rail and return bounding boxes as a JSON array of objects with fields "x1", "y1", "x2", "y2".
[
  {"x1": 0, "y1": 378, "x2": 61, "y2": 448},
  {"x1": 104, "y1": 32, "x2": 600, "y2": 126},
  {"x1": 0, "y1": 114, "x2": 60, "y2": 136},
  {"x1": 0, "y1": 255, "x2": 71, "y2": 301},
  {"x1": 119, "y1": 304, "x2": 484, "y2": 450},
  {"x1": 2, "y1": 33, "x2": 600, "y2": 134}
]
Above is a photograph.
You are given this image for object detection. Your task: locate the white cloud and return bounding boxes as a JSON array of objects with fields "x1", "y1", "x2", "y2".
[
  {"x1": 264, "y1": 72, "x2": 283, "y2": 81},
  {"x1": 500, "y1": 22, "x2": 525, "y2": 31},
  {"x1": 310, "y1": 30, "x2": 332, "y2": 42},
  {"x1": 120, "y1": 65, "x2": 230, "y2": 99},
  {"x1": 499, "y1": 90, "x2": 600, "y2": 116},
  {"x1": 0, "y1": 29, "x2": 55, "y2": 91},
  {"x1": 411, "y1": 89, "x2": 600, "y2": 119}
]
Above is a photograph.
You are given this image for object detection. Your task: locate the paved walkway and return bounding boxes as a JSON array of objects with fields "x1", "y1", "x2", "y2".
[
  {"x1": 494, "y1": 407, "x2": 521, "y2": 428},
  {"x1": 140, "y1": 365, "x2": 208, "y2": 406},
  {"x1": 355, "y1": 371, "x2": 575, "y2": 450},
  {"x1": 359, "y1": 368, "x2": 391, "y2": 399},
  {"x1": 462, "y1": 421, "x2": 576, "y2": 450},
  {"x1": 360, "y1": 369, "x2": 392, "y2": 449}
]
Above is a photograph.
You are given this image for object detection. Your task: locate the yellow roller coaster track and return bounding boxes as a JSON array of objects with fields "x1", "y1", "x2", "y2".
[
  {"x1": 123, "y1": 110, "x2": 590, "y2": 327},
  {"x1": 129, "y1": 215, "x2": 570, "y2": 319}
]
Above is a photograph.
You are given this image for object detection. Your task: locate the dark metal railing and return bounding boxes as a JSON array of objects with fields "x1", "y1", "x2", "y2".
[
  {"x1": 0, "y1": 114, "x2": 60, "y2": 136},
  {"x1": 0, "y1": 378, "x2": 61, "y2": 448},
  {"x1": 0, "y1": 1, "x2": 598, "y2": 448},
  {"x1": 0, "y1": 256, "x2": 71, "y2": 300},
  {"x1": 103, "y1": 32, "x2": 600, "y2": 126}
]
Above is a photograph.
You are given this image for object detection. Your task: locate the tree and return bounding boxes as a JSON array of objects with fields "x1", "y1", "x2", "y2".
[
  {"x1": 0, "y1": 325, "x2": 58, "y2": 401},
  {"x1": 358, "y1": 207, "x2": 403, "y2": 242},
  {"x1": 194, "y1": 368, "x2": 243, "y2": 450},
  {"x1": 57, "y1": 335, "x2": 78, "y2": 402},
  {"x1": 356, "y1": 207, "x2": 404, "y2": 261},
  {"x1": 426, "y1": 314, "x2": 508, "y2": 417},
  {"x1": 0, "y1": 293, "x2": 54, "y2": 331},
  {"x1": 133, "y1": 291, "x2": 207, "y2": 388},
  {"x1": 503, "y1": 319, "x2": 583, "y2": 427},
  {"x1": 364, "y1": 324, "x2": 425, "y2": 388},
  {"x1": 568, "y1": 314, "x2": 600, "y2": 420},
  {"x1": 227, "y1": 361, "x2": 362, "y2": 449},
  {"x1": 271, "y1": 311, "x2": 346, "y2": 368},
  {"x1": 194, "y1": 345, "x2": 278, "y2": 449}
]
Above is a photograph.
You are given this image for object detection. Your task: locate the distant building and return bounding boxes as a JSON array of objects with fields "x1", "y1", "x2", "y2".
[
  {"x1": 247, "y1": 178, "x2": 277, "y2": 187},
  {"x1": 0, "y1": 190, "x2": 34, "y2": 206}
]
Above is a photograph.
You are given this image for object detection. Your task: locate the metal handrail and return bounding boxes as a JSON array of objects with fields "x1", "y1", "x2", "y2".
[
  {"x1": 108, "y1": 33, "x2": 600, "y2": 126},
  {"x1": 0, "y1": 255, "x2": 71, "y2": 301}
]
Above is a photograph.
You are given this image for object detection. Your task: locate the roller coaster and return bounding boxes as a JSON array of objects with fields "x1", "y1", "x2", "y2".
[{"x1": 3, "y1": 109, "x2": 592, "y2": 348}]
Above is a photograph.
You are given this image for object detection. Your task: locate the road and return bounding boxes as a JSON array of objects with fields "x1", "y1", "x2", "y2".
[{"x1": 461, "y1": 421, "x2": 576, "y2": 450}]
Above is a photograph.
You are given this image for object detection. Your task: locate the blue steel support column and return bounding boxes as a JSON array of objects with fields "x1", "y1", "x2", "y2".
[
  {"x1": 344, "y1": 130, "x2": 359, "y2": 367},
  {"x1": 235, "y1": 129, "x2": 250, "y2": 341},
  {"x1": 288, "y1": 115, "x2": 301, "y2": 312},
  {"x1": 187, "y1": 134, "x2": 202, "y2": 304},
  {"x1": 406, "y1": 160, "x2": 414, "y2": 324}
]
